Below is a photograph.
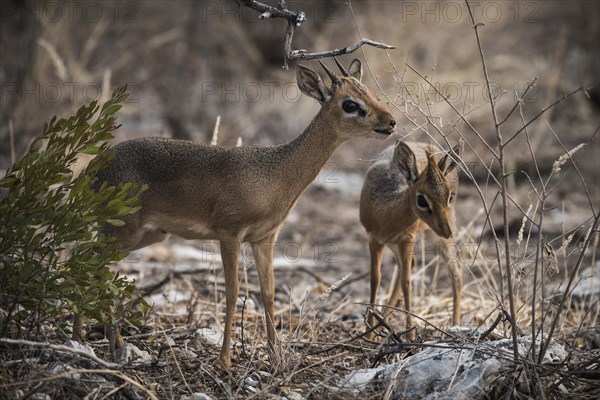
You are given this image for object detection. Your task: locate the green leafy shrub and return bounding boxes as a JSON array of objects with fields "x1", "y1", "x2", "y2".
[{"x1": 0, "y1": 86, "x2": 148, "y2": 340}]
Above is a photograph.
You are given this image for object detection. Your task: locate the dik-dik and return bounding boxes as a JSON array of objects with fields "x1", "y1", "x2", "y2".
[
  {"x1": 90, "y1": 59, "x2": 395, "y2": 370},
  {"x1": 360, "y1": 141, "x2": 462, "y2": 339}
]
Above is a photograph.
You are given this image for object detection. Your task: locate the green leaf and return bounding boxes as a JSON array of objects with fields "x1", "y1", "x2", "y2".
[
  {"x1": 107, "y1": 218, "x2": 125, "y2": 226},
  {"x1": 103, "y1": 104, "x2": 122, "y2": 115},
  {"x1": 79, "y1": 145, "x2": 101, "y2": 155}
]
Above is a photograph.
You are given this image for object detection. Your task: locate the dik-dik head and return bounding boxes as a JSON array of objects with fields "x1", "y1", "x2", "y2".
[
  {"x1": 394, "y1": 141, "x2": 462, "y2": 239},
  {"x1": 296, "y1": 58, "x2": 396, "y2": 140}
]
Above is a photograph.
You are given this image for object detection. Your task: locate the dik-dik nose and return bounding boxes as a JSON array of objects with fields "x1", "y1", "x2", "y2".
[
  {"x1": 441, "y1": 225, "x2": 453, "y2": 240},
  {"x1": 383, "y1": 116, "x2": 396, "y2": 133}
]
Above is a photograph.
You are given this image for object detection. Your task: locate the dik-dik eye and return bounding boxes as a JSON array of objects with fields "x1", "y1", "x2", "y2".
[
  {"x1": 448, "y1": 194, "x2": 455, "y2": 205},
  {"x1": 342, "y1": 100, "x2": 359, "y2": 113},
  {"x1": 342, "y1": 99, "x2": 366, "y2": 117},
  {"x1": 416, "y1": 193, "x2": 431, "y2": 213}
]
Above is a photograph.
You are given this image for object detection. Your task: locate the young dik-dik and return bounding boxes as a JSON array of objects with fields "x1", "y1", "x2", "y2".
[
  {"x1": 92, "y1": 59, "x2": 395, "y2": 370},
  {"x1": 360, "y1": 141, "x2": 462, "y2": 339}
]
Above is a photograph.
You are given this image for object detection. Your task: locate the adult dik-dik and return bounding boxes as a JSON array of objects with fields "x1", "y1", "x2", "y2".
[
  {"x1": 360, "y1": 141, "x2": 462, "y2": 339},
  {"x1": 93, "y1": 59, "x2": 396, "y2": 370}
]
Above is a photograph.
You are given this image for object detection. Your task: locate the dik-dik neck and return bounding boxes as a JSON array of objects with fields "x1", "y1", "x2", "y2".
[
  {"x1": 388, "y1": 186, "x2": 420, "y2": 234},
  {"x1": 275, "y1": 110, "x2": 343, "y2": 196}
]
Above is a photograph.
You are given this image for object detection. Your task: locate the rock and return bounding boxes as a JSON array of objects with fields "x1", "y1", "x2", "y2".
[
  {"x1": 447, "y1": 326, "x2": 503, "y2": 340},
  {"x1": 63, "y1": 340, "x2": 96, "y2": 357},
  {"x1": 256, "y1": 370, "x2": 272, "y2": 379},
  {"x1": 116, "y1": 343, "x2": 152, "y2": 364},
  {"x1": 277, "y1": 387, "x2": 306, "y2": 400},
  {"x1": 285, "y1": 391, "x2": 305, "y2": 400},
  {"x1": 338, "y1": 334, "x2": 567, "y2": 399},
  {"x1": 195, "y1": 326, "x2": 224, "y2": 347},
  {"x1": 180, "y1": 393, "x2": 213, "y2": 400},
  {"x1": 164, "y1": 336, "x2": 176, "y2": 347},
  {"x1": 15, "y1": 390, "x2": 51, "y2": 400},
  {"x1": 47, "y1": 362, "x2": 81, "y2": 380},
  {"x1": 237, "y1": 296, "x2": 257, "y2": 313},
  {"x1": 244, "y1": 376, "x2": 259, "y2": 388},
  {"x1": 243, "y1": 376, "x2": 260, "y2": 393}
]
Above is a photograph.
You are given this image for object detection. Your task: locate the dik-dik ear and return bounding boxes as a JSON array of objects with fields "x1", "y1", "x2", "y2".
[
  {"x1": 296, "y1": 64, "x2": 330, "y2": 104},
  {"x1": 395, "y1": 141, "x2": 419, "y2": 183},
  {"x1": 348, "y1": 59, "x2": 363, "y2": 81},
  {"x1": 437, "y1": 141, "x2": 462, "y2": 176}
]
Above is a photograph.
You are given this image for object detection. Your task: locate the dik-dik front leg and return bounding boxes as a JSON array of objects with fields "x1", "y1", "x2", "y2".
[
  {"x1": 423, "y1": 225, "x2": 462, "y2": 325},
  {"x1": 431, "y1": 232, "x2": 462, "y2": 325},
  {"x1": 219, "y1": 239, "x2": 240, "y2": 371},
  {"x1": 366, "y1": 239, "x2": 384, "y2": 338},
  {"x1": 250, "y1": 235, "x2": 278, "y2": 352},
  {"x1": 446, "y1": 238, "x2": 462, "y2": 326},
  {"x1": 388, "y1": 238, "x2": 417, "y2": 340}
]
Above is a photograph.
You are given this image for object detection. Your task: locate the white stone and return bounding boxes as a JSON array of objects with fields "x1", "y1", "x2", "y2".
[
  {"x1": 338, "y1": 335, "x2": 567, "y2": 399},
  {"x1": 116, "y1": 343, "x2": 152, "y2": 364},
  {"x1": 63, "y1": 340, "x2": 96, "y2": 357},
  {"x1": 195, "y1": 326, "x2": 224, "y2": 347},
  {"x1": 180, "y1": 393, "x2": 213, "y2": 400}
]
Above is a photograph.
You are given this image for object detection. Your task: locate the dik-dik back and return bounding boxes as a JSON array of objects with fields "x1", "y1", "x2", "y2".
[
  {"x1": 360, "y1": 141, "x2": 462, "y2": 338},
  {"x1": 96, "y1": 138, "x2": 296, "y2": 249}
]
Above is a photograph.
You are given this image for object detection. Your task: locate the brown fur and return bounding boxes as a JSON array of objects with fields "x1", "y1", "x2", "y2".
[{"x1": 360, "y1": 141, "x2": 462, "y2": 339}]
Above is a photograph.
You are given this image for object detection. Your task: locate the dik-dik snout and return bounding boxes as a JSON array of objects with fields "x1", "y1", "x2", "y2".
[{"x1": 393, "y1": 141, "x2": 459, "y2": 239}]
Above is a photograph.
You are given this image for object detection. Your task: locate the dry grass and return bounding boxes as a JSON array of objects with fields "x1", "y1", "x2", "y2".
[
  {"x1": 1, "y1": 232, "x2": 598, "y2": 399},
  {"x1": 1, "y1": 0, "x2": 599, "y2": 399}
]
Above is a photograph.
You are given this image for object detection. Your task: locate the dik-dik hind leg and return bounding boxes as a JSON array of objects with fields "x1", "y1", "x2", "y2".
[
  {"x1": 72, "y1": 314, "x2": 84, "y2": 343},
  {"x1": 105, "y1": 305, "x2": 125, "y2": 354},
  {"x1": 366, "y1": 240, "x2": 384, "y2": 338},
  {"x1": 388, "y1": 239, "x2": 416, "y2": 340},
  {"x1": 424, "y1": 229, "x2": 462, "y2": 325},
  {"x1": 99, "y1": 225, "x2": 162, "y2": 351},
  {"x1": 251, "y1": 235, "x2": 278, "y2": 352},
  {"x1": 219, "y1": 239, "x2": 240, "y2": 371}
]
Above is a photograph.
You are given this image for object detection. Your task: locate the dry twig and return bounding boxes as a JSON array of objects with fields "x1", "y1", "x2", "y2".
[{"x1": 236, "y1": 0, "x2": 395, "y2": 68}]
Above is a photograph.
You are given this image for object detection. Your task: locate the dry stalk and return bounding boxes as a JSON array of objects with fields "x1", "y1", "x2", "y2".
[{"x1": 465, "y1": 0, "x2": 519, "y2": 361}]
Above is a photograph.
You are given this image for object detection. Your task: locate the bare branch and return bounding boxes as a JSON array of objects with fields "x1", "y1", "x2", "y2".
[
  {"x1": 0, "y1": 338, "x2": 118, "y2": 369},
  {"x1": 498, "y1": 77, "x2": 538, "y2": 127},
  {"x1": 237, "y1": 0, "x2": 395, "y2": 68},
  {"x1": 503, "y1": 87, "x2": 585, "y2": 147},
  {"x1": 236, "y1": 0, "x2": 305, "y2": 24},
  {"x1": 404, "y1": 62, "x2": 499, "y2": 160},
  {"x1": 289, "y1": 38, "x2": 394, "y2": 61}
]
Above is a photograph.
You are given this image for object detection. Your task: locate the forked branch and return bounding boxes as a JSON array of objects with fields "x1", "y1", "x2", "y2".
[{"x1": 236, "y1": 0, "x2": 395, "y2": 68}]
